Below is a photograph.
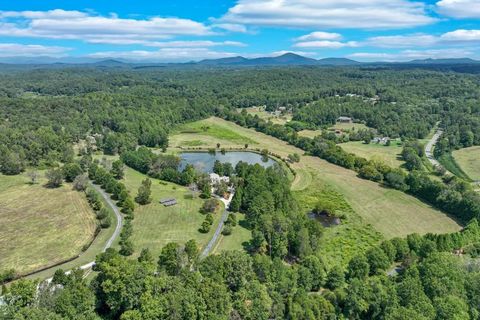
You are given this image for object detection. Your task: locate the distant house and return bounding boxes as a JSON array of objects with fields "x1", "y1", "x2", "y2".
[
  {"x1": 372, "y1": 137, "x2": 390, "y2": 145},
  {"x1": 337, "y1": 116, "x2": 352, "y2": 123},
  {"x1": 209, "y1": 173, "x2": 230, "y2": 185},
  {"x1": 160, "y1": 198, "x2": 177, "y2": 207}
]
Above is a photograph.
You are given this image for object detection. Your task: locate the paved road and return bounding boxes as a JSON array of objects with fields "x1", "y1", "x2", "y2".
[
  {"x1": 200, "y1": 192, "x2": 234, "y2": 259},
  {"x1": 44, "y1": 183, "x2": 123, "y2": 282},
  {"x1": 425, "y1": 128, "x2": 444, "y2": 169},
  {"x1": 91, "y1": 184, "x2": 123, "y2": 252}
]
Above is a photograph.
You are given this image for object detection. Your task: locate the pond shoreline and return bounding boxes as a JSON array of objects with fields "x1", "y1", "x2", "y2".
[{"x1": 175, "y1": 147, "x2": 296, "y2": 177}]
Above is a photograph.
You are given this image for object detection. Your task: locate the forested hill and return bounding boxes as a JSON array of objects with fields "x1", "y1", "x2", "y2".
[
  {"x1": 1, "y1": 66, "x2": 479, "y2": 175},
  {"x1": 2, "y1": 65, "x2": 480, "y2": 319}
]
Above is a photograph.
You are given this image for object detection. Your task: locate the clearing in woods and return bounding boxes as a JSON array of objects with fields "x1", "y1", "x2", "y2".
[
  {"x1": 242, "y1": 106, "x2": 292, "y2": 125},
  {"x1": 121, "y1": 167, "x2": 224, "y2": 259},
  {"x1": 340, "y1": 140, "x2": 405, "y2": 168},
  {"x1": 0, "y1": 173, "x2": 97, "y2": 275},
  {"x1": 170, "y1": 117, "x2": 461, "y2": 245},
  {"x1": 452, "y1": 146, "x2": 480, "y2": 181}
]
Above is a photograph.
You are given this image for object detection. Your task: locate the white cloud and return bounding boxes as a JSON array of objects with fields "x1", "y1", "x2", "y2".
[
  {"x1": 85, "y1": 39, "x2": 247, "y2": 47},
  {"x1": 88, "y1": 48, "x2": 238, "y2": 62},
  {"x1": 294, "y1": 40, "x2": 358, "y2": 49},
  {"x1": 212, "y1": 23, "x2": 248, "y2": 33},
  {"x1": 220, "y1": 0, "x2": 436, "y2": 29},
  {"x1": 441, "y1": 29, "x2": 480, "y2": 42},
  {"x1": 0, "y1": 9, "x2": 214, "y2": 42},
  {"x1": 0, "y1": 9, "x2": 87, "y2": 19},
  {"x1": 348, "y1": 48, "x2": 476, "y2": 61},
  {"x1": 0, "y1": 43, "x2": 70, "y2": 57},
  {"x1": 363, "y1": 30, "x2": 480, "y2": 48},
  {"x1": 365, "y1": 34, "x2": 438, "y2": 48},
  {"x1": 436, "y1": 0, "x2": 480, "y2": 18},
  {"x1": 296, "y1": 31, "x2": 342, "y2": 41}
]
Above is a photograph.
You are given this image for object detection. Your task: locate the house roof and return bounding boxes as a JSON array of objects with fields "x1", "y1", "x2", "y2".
[{"x1": 160, "y1": 198, "x2": 176, "y2": 204}]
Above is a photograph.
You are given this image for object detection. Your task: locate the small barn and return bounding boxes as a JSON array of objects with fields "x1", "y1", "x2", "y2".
[
  {"x1": 337, "y1": 116, "x2": 352, "y2": 123},
  {"x1": 160, "y1": 198, "x2": 177, "y2": 207}
]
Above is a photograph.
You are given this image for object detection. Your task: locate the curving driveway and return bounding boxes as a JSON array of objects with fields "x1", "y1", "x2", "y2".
[
  {"x1": 425, "y1": 128, "x2": 443, "y2": 168},
  {"x1": 199, "y1": 192, "x2": 234, "y2": 259},
  {"x1": 43, "y1": 183, "x2": 123, "y2": 282},
  {"x1": 92, "y1": 184, "x2": 123, "y2": 253}
]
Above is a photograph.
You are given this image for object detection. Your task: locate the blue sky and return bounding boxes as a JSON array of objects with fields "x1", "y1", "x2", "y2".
[{"x1": 0, "y1": 0, "x2": 480, "y2": 62}]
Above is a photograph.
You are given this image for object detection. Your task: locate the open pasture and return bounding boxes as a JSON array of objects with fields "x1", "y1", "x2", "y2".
[
  {"x1": 452, "y1": 146, "x2": 480, "y2": 181},
  {"x1": 170, "y1": 117, "x2": 461, "y2": 243},
  {"x1": 121, "y1": 167, "x2": 223, "y2": 259},
  {"x1": 0, "y1": 173, "x2": 97, "y2": 275},
  {"x1": 340, "y1": 140, "x2": 405, "y2": 168}
]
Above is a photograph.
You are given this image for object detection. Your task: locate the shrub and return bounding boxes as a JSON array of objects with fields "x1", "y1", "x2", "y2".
[
  {"x1": 201, "y1": 199, "x2": 219, "y2": 214},
  {"x1": 222, "y1": 224, "x2": 233, "y2": 235},
  {"x1": 100, "y1": 216, "x2": 112, "y2": 228}
]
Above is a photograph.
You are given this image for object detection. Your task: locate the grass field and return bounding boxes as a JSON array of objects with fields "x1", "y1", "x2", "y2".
[
  {"x1": 243, "y1": 107, "x2": 292, "y2": 125},
  {"x1": 0, "y1": 173, "x2": 97, "y2": 275},
  {"x1": 173, "y1": 120, "x2": 257, "y2": 147},
  {"x1": 214, "y1": 216, "x2": 252, "y2": 253},
  {"x1": 329, "y1": 122, "x2": 369, "y2": 131},
  {"x1": 439, "y1": 153, "x2": 471, "y2": 181},
  {"x1": 452, "y1": 146, "x2": 480, "y2": 181},
  {"x1": 340, "y1": 140, "x2": 405, "y2": 168},
  {"x1": 170, "y1": 117, "x2": 461, "y2": 244},
  {"x1": 298, "y1": 129, "x2": 322, "y2": 139},
  {"x1": 293, "y1": 170, "x2": 382, "y2": 267},
  {"x1": 121, "y1": 167, "x2": 223, "y2": 259}
]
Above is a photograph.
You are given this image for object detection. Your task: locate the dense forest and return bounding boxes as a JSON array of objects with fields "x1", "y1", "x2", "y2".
[
  {"x1": 4, "y1": 167, "x2": 480, "y2": 319},
  {"x1": 1, "y1": 67, "x2": 479, "y2": 175},
  {"x1": 2, "y1": 66, "x2": 480, "y2": 319}
]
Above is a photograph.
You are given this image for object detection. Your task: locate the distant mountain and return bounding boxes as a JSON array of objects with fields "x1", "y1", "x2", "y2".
[
  {"x1": 248, "y1": 53, "x2": 319, "y2": 65},
  {"x1": 199, "y1": 53, "x2": 360, "y2": 66},
  {"x1": 0, "y1": 53, "x2": 479, "y2": 70},
  {"x1": 199, "y1": 56, "x2": 249, "y2": 65},
  {"x1": 405, "y1": 58, "x2": 480, "y2": 65},
  {"x1": 317, "y1": 57, "x2": 361, "y2": 66}
]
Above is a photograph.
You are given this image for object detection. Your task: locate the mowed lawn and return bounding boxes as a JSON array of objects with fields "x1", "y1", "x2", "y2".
[
  {"x1": 0, "y1": 173, "x2": 97, "y2": 275},
  {"x1": 122, "y1": 168, "x2": 223, "y2": 259},
  {"x1": 214, "y1": 216, "x2": 252, "y2": 253},
  {"x1": 340, "y1": 140, "x2": 405, "y2": 168},
  {"x1": 298, "y1": 129, "x2": 322, "y2": 139},
  {"x1": 453, "y1": 146, "x2": 480, "y2": 181},
  {"x1": 243, "y1": 106, "x2": 292, "y2": 125},
  {"x1": 172, "y1": 120, "x2": 257, "y2": 147},
  {"x1": 329, "y1": 122, "x2": 369, "y2": 131},
  {"x1": 170, "y1": 117, "x2": 461, "y2": 240}
]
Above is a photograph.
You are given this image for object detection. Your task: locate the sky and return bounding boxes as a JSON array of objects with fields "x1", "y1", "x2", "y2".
[{"x1": 0, "y1": 0, "x2": 480, "y2": 62}]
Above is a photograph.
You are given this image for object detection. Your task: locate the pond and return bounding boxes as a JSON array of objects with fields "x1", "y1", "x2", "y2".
[{"x1": 179, "y1": 151, "x2": 276, "y2": 173}]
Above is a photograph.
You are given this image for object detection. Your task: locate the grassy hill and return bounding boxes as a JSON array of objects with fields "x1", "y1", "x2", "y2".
[
  {"x1": 0, "y1": 173, "x2": 97, "y2": 275},
  {"x1": 452, "y1": 146, "x2": 480, "y2": 181},
  {"x1": 170, "y1": 117, "x2": 461, "y2": 247}
]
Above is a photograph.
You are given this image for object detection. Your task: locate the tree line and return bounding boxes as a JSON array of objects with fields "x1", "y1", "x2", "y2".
[{"x1": 221, "y1": 109, "x2": 480, "y2": 223}]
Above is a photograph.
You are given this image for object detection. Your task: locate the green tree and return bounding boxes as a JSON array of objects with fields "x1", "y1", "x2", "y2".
[
  {"x1": 62, "y1": 163, "x2": 83, "y2": 182},
  {"x1": 110, "y1": 160, "x2": 124, "y2": 180},
  {"x1": 325, "y1": 266, "x2": 345, "y2": 290},
  {"x1": 185, "y1": 239, "x2": 199, "y2": 265},
  {"x1": 158, "y1": 242, "x2": 182, "y2": 276},
  {"x1": 46, "y1": 168, "x2": 64, "y2": 188},
  {"x1": 366, "y1": 247, "x2": 390, "y2": 275},
  {"x1": 213, "y1": 160, "x2": 224, "y2": 176},
  {"x1": 347, "y1": 255, "x2": 370, "y2": 281},
  {"x1": 135, "y1": 178, "x2": 152, "y2": 205}
]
